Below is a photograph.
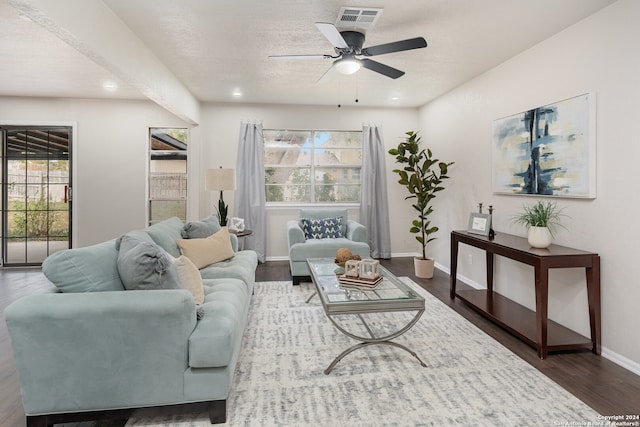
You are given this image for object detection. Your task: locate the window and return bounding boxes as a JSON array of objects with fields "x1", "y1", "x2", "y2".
[
  {"x1": 148, "y1": 128, "x2": 188, "y2": 225},
  {"x1": 264, "y1": 130, "x2": 362, "y2": 204}
]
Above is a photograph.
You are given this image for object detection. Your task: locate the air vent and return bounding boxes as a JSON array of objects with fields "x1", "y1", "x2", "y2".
[{"x1": 335, "y1": 7, "x2": 383, "y2": 32}]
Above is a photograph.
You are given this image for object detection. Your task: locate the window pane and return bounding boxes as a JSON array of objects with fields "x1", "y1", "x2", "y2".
[
  {"x1": 316, "y1": 184, "x2": 361, "y2": 203},
  {"x1": 264, "y1": 130, "x2": 311, "y2": 167},
  {"x1": 265, "y1": 167, "x2": 310, "y2": 203},
  {"x1": 314, "y1": 148, "x2": 361, "y2": 166},
  {"x1": 150, "y1": 200, "x2": 186, "y2": 224},
  {"x1": 314, "y1": 131, "x2": 361, "y2": 148}
]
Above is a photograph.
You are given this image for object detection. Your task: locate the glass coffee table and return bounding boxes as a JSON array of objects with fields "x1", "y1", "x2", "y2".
[{"x1": 306, "y1": 258, "x2": 427, "y2": 374}]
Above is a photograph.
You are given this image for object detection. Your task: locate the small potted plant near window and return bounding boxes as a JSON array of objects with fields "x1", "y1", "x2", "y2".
[
  {"x1": 513, "y1": 200, "x2": 567, "y2": 248},
  {"x1": 389, "y1": 131, "x2": 454, "y2": 278}
]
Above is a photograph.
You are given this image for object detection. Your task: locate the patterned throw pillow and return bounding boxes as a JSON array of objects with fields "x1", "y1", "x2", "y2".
[{"x1": 300, "y1": 217, "x2": 343, "y2": 239}]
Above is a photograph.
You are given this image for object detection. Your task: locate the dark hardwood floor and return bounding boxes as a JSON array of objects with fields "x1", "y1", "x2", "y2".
[{"x1": 1, "y1": 259, "x2": 639, "y2": 426}]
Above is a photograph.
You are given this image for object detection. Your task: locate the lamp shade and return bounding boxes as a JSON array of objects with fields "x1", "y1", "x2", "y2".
[{"x1": 206, "y1": 168, "x2": 236, "y2": 191}]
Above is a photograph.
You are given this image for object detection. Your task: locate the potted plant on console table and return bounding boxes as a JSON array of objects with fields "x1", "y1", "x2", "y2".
[
  {"x1": 389, "y1": 131, "x2": 454, "y2": 278},
  {"x1": 513, "y1": 200, "x2": 567, "y2": 248}
]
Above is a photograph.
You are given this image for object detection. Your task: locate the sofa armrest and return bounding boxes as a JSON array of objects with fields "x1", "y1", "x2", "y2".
[
  {"x1": 346, "y1": 220, "x2": 367, "y2": 243},
  {"x1": 287, "y1": 219, "x2": 305, "y2": 246},
  {"x1": 5, "y1": 290, "x2": 197, "y2": 414},
  {"x1": 230, "y1": 232, "x2": 239, "y2": 252}
]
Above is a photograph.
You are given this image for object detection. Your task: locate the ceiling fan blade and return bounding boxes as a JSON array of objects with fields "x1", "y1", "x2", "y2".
[
  {"x1": 315, "y1": 22, "x2": 348, "y2": 49},
  {"x1": 362, "y1": 37, "x2": 427, "y2": 56},
  {"x1": 360, "y1": 59, "x2": 405, "y2": 79},
  {"x1": 268, "y1": 54, "x2": 331, "y2": 60},
  {"x1": 317, "y1": 63, "x2": 338, "y2": 84}
]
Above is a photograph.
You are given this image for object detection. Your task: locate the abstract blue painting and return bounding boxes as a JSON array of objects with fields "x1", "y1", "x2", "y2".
[{"x1": 492, "y1": 93, "x2": 595, "y2": 198}]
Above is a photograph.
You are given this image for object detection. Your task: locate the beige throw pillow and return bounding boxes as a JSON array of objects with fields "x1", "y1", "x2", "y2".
[
  {"x1": 172, "y1": 255, "x2": 205, "y2": 305},
  {"x1": 177, "y1": 226, "x2": 235, "y2": 269}
]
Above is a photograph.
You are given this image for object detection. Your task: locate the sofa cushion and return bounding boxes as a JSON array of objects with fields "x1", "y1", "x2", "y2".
[
  {"x1": 300, "y1": 216, "x2": 343, "y2": 239},
  {"x1": 177, "y1": 227, "x2": 234, "y2": 269},
  {"x1": 42, "y1": 240, "x2": 125, "y2": 293},
  {"x1": 145, "y1": 217, "x2": 184, "y2": 258},
  {"x1": 189, "y1": 278, "x2": 249, "y2": 368},
  {"x1": 199, "y1": 250, "x2": 258, "y2": 288},
  {"x1": 181, "y1": 215, "x2": 221, "y2": 239},
  {"x1": 116, "y1": 235, "x2": 179, "y2": 291},
  {"x1": 172, "y1": 255, "x2": 205, "y2": 305}
]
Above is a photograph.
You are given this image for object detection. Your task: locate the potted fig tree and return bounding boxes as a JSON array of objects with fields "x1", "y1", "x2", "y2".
[{"x1": 389, "y1": 131, "x2": 454, "y2": 278}]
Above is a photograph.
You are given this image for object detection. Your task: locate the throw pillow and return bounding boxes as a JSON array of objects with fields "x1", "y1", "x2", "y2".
[
  {"x1": 300, "y1": 217, "x2": 343, "y2": 239},
  {"x1": 116, "y1": 235, "x2": 179, "y2": 291},
  {"x1": 177, "y1": 227, "x2": 235, "y2": 269},
  {"x1": 181, "y1": 215, "x2": 221, "y2": 239},
  {"x1": 171, "y1": 255, "x2": 205, "y2": 305}
]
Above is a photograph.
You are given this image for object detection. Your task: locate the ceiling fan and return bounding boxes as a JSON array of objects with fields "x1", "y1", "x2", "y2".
[{"x1": 269, "y1": 22, "x2": 427, "y2": 82}]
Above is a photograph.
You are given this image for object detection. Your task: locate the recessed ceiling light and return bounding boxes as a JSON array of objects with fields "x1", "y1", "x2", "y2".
[
  {"x1": 103, "y1": 81, "x2": 118, "y2": 91},
  {"x1": 232, "y1": 90, "x2": 243, "y2": 98},
  {"x1": 391, "y1": 96, "x2": 400, "y2": 101}
]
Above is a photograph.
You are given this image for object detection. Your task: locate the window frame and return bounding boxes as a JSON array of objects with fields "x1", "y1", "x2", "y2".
[
  {"x1": 263, "y1": 129, "x2": 362, "y2": 206},
  {"x1": 147, "y1": 127, "x2": 189, "y2": 226}
]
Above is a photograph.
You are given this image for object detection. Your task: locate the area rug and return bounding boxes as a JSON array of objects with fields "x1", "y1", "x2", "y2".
[{"x1": 126, "y1": 279, "x2": 600, "y2": 427}]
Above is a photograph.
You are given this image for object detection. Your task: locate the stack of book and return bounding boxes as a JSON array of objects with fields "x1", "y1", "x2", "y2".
[{"x1": 338, "y1": 274, "x2": 383, "y2": 288}]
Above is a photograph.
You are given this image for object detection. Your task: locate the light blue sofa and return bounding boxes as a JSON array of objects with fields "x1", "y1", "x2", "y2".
[
  {"x1": 287, "y1": 208, "x2": 370, "y2": 284},
  {"x1": 5, "y1": 216, "x2": 258, "y2": 427}
]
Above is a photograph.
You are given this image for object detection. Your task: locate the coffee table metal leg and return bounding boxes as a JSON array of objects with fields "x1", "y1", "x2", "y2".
[
  {"x1": 305, "y1": 291, "x2": 317, "y2": 303},
  {"x1": 324, "y1": 309, "x2": 426, "y2": 374},
  {"x1": 325, "y1": 341, "x2": 427, "y2": 374}
]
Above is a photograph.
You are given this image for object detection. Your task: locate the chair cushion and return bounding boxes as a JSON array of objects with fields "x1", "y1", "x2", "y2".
[
  {"x1": 300, "y1": 217, "x2": 343, "y2": 239},
  {"x1": 289, "y1": 238, "x2": 371, "y2": 261}
]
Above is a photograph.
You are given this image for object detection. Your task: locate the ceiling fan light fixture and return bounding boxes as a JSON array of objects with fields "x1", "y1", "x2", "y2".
[{"x1": 335, "y1": 57, "x2": 361, "y2": 75}]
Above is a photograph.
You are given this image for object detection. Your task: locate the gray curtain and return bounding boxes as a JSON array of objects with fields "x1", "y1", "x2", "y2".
[
  {"x1": 235, "y1": 122, "x2": 266, "y2": 262},
  {"x1": 359, "y1": 125, "x2": 391, "y2": 259}
]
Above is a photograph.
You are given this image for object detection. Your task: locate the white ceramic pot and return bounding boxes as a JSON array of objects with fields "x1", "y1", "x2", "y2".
[
  {"x1": 528, "y1": 226, "x2": 552, "y2": 248},
  {"x1": 414, "y1": 257, "x2": 435, "y2": 279}
]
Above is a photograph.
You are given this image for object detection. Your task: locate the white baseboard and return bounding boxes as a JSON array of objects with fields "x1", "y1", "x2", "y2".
[
  {"x1": 265, "y1": 255, "x2": 289, "y2": 262},
  {"x1": 601, "y1": 348, "x2": 640, "y2": 376}
]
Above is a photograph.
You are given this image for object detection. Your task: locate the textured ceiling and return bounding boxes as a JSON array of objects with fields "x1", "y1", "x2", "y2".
[{"x1": 0, "y1": 0, "x2": 618, "y2": 110}]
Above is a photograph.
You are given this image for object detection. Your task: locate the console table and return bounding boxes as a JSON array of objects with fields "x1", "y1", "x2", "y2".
[{"x1": 450, "y1": 230, "x2": 601, "y2": 359}]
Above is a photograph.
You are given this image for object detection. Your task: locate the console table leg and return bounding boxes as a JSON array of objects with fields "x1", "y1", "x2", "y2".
[
  {"x1": 450, "y1": 235, "x2": 459, "y2": 299},
  {"x1": 535, "y1": 265, "x2": 549, "y2": 359},
  {"x1": 587, "y1": 256, "x2": 602, "y2": 355}
]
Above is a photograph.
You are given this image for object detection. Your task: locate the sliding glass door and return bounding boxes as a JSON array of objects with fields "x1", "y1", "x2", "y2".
[{"x1": 1, "y1": 126, "x2": 72, "y2": 266}]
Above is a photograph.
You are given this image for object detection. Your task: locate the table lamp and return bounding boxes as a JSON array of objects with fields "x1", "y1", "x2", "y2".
[{"x1": 206, "y1": 167, "x2": 236, "y2": 226}]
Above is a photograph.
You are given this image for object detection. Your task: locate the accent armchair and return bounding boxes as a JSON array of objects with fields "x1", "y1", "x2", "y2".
[{"x1": 287, "y1": 208, "x2": 370, "y2": 284}]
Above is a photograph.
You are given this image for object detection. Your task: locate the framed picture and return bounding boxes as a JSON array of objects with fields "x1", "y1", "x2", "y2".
[
  {"x1": 492, "y1": 93, "x2": 596, "y2": 198},
  {"x1": 467, "y1": 213, "x2": 491, "y2": 236}
]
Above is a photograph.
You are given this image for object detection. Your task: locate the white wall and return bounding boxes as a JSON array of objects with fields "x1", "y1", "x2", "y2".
[
  {"x1": 0, "y1": 97, "x2": 192, "y2": 246},
  {"x1": 417, "y1": 0, "x2": 640, "y2": 371},
  {"x1": 200, "y1": 103, "x2": 419, "y2": 259}
]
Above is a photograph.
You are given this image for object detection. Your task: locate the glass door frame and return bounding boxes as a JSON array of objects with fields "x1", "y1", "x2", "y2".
[{"x1": 1, "y1": 125, "x2": 73, "y2": 266}]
